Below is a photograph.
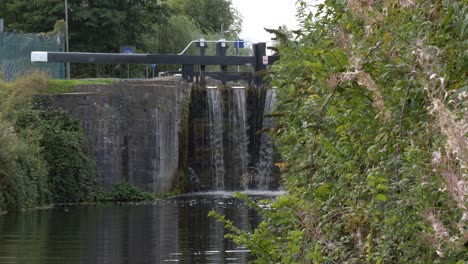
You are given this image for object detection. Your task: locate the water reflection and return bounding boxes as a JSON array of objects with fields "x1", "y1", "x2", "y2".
[{"x1": 0, "y1": 193, "x2": 280, "y2": 264}]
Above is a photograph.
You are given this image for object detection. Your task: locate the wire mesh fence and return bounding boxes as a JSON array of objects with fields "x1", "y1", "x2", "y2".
[{"x1": 0, "y1": 32, "x2": 65, "y2": 81}]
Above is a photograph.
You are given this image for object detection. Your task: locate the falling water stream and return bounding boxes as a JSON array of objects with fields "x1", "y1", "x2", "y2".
[
  {"x1": 204, "y1": 86, "x2": 277, "y2": 191},
  {"x1": 256, "y1": 89, "x2": 277, "y2": 190},
  {"x1": 232, "y1": 87, "x2": 249, "y2": 180},
  {"x1": 207, "y1": 87, "x2": 225, "y2": 190}
]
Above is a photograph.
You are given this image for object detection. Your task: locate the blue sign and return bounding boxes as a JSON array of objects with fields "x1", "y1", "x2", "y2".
[
  {"x1": 234, "y1": 39, "x2": 245, "y2": 49},
  {"x1": 151, "y1": 64, "x2": 157, "y2": 69},
  {"x1": 120, "y1": 46, "x2": 136, "y2": 54}
]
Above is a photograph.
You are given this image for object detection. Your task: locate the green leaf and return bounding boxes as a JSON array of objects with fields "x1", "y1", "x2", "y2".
[
  {"x1": 328, "y1": 105, "x2": 338, "y2": 117},
  {"x1": 376, "y1": 183, "x2": 388, "y2": 192},
  {"x1": 375, "y1": 194, "x2": 388, "y2": 202}
]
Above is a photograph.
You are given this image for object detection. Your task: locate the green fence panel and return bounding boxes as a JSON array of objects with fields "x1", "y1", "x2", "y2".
[{"x1": 0, "y1": 32, "x2": 65, "y2": 80}]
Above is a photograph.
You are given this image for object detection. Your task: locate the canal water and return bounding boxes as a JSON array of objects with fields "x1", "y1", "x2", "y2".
[{"x1": 0, "y1": 192, "x2": 281, "y2": 264}]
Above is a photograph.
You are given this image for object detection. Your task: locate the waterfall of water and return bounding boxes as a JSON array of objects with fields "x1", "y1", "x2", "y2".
[
  {"x1": 232, "y1": 87, "x2": 249, "y2": 188},
  {"x1": 256, "y1": 89, "x2": 277, "y2": 190},
  {"x1": 187, "y1": 167, "x2": 200, "y2": 192},
  {"x1": 207, "y1": 87, "x2": 225, "y2": 190}
]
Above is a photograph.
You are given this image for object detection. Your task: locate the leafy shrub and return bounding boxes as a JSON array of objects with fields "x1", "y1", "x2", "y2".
[
  {"x1": 0, "y1": 74, "x2": 50, "y2": 211},
  {"x1": 0, "y1": 72, "x2": 48, "y2": 119},
  {"x1": 0, "y1": 121, "x2": 25, "y2": 211},
  {"x1": 109, "y1": 182, "x2": 154, "y2": 202},
  {"x1": 0, "y1": 120, "x2": 49, "y2": 211},
  {"x1": 0, "y1": 73, "x2": 101, "y2": 210},
  {"x1": 213, "y1": 0, "x2": 467, "y2": 263},
  {"x1": 15, "y1": 108, "x2": 101, "y2": 203}
]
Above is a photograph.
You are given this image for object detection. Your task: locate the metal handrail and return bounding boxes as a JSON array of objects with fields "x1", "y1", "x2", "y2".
[{"x1": 178, "y1": 38, "x2": 253, "y2": 55}]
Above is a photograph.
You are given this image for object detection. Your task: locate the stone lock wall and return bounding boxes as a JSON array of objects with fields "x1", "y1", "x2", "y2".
[
  {"x1": 36, "y1": 79, "x2": 191, "y2": 192},
  {"x1": 35, "y1": 79, "x2": 281, "y2": 193}
]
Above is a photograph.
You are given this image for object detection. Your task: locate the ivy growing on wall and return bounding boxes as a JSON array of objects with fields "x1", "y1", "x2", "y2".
[
  {"x1": 0, "y1": 73, "x2": 101, "y2": 211},
  {"x1": 15, "y1": 108, "x2": 101, "y2": 203}
]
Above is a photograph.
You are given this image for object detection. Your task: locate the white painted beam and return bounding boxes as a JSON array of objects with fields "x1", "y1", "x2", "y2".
[{"x1": 31, "y1": 52, "x2": 48, "y2": 62}]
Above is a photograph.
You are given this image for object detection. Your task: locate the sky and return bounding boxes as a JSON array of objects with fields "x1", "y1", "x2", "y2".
[{"x1": 231, "y1": 0, "x2": 300, "y2": 43}]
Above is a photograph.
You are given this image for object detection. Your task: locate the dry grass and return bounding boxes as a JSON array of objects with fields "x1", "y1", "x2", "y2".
[
  {"x1": 346, "y1": 0, "x2": 383, "y2": 25},
  {"x1": 424, "y1": 72, "x2": 467, "y2": 256},
  {"x1": 430, "y1": 98, "x2": 468, "y2": 168},
  {"x1": 327, "y1": 70, "x2": 390, "y2": 121},
  {"x1": 0, "y1": 71, "x2": 49, "y2": 119},
  {"x1": 0, "y1": 72, "x2": 117, "y2": 117}
]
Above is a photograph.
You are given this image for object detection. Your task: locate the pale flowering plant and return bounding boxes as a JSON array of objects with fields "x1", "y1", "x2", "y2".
[{"x1": 424, "y1": 81, "x2": 467, "y2": 260}]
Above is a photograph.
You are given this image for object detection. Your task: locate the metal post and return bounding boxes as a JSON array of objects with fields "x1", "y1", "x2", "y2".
[
  {"x1": 182, "y1": 64, "x2": 194, "y2": 82},
  {"x1": 236, "y1": 47, "x2": 240, "y2": 72},
  {"x1": 0, "y1": 22, "x2": 3, "y2": 58},
  {"x1": 216, "y1": 40, "x2": 228, "y2": 84},
  {"x1": 196, "y1": 39, "x2": 206, "y2": 83},
  {"x1": 253, "y1": 42, "x2": 266, "y2": 87},
  {"x1": 65, "y1": 0, "x2": 71, "y2": 79},
  {"x1": 0, "y1": 19, "x2": 3, "y2": 45},
  {"x1": 200, "y1": 47, "x2": 206, "y2": 83}
]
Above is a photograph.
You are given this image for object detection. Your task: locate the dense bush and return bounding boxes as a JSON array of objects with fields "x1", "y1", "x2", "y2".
[
  {"x1": 15, "y1": 109, "x2": 101, "y2": 203},
  {"x1": 0, "y1": 120, "x2": 49, "y2": 211},
  {"x1": 109, "y1": 182, "x2": 154, "y2": 202},
  {"x1": 0, "y1": 73, "x2": 101, "y2": 211},
  {"x1": 213, "y1": 0, "x2": 467, "y2": 263},
  {"x1": 0, "y1": 74, "x2": 50, "y2": 211}
]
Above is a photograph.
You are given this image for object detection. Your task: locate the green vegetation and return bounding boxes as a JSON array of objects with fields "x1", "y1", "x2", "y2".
[
  {"x1": 0, "y1": 74, "x2": 171, "y2": 211},
  {"x1": 47, "y1": 79, "x2": 117, "y2": 94},
  {"x1": 167, "y1": 0, "x2": 241, "y2": 35},
  {"x1": 212, "y1": 0, "x2": 467, "y2": 263},
  {"x1": 15, "y1": 109, "x2": 101, "y2": 203},
  {"x1": 105, "y1": 181, "x2": 182, "y2": 202},
  {"x1": 107, "y1": 182, "x2": 155, "y2": 202},
  {"x1": 0, "y1": 73, "x2": 102, "y2": 211},
  {"x1": 0, "y1": 0, "x2": 241, "y2": 78}
]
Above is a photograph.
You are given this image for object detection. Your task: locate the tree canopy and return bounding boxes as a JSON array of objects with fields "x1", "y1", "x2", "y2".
[
  {"x1": 0, "y1": 0, "x2": 241, "y2": 77},
  {"x1": 167, "y1": 0, "x2": 241, "y2": 35},
  {"x1": 0, "y1": 0, "x2": 241, "y2": 50},
  {"x1": 0, "y1": 0, "x2": 170, "y2": 52},
  {"x1": 0, "y1": 0, "x2": 65, "y2": 33}
]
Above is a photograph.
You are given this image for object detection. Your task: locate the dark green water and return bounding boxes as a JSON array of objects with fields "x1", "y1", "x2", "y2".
[{"x1": 0, "y1": 192, "x2": 276, "y2": 264}]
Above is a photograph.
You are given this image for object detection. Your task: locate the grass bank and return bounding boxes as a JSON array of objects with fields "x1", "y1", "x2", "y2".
[{"x1": 47, "y1": 78, "x2": 117, "y2": 93}]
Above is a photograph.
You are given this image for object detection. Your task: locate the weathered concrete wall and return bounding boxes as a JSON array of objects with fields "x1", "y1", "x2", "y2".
[{"x1": 35, "y1": 78, "x2": 190, "y2": 192}]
